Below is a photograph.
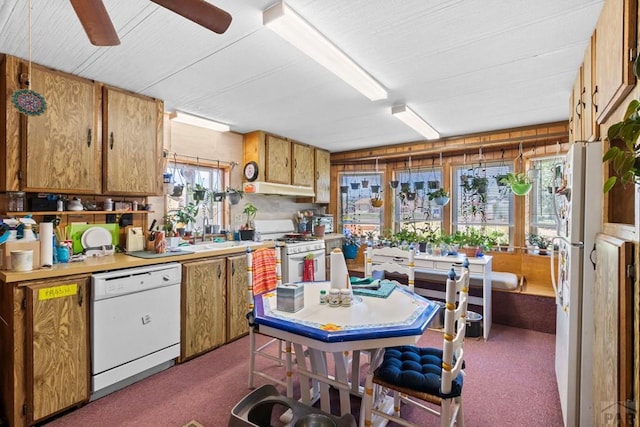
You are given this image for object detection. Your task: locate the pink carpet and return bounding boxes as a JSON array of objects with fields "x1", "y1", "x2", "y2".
[{"x1": 42, "y1": 324, "x2": 561, "y2": 427}]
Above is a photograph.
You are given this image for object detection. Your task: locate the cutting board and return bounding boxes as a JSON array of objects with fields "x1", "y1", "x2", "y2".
[{"x1": 67, "y1": 223, "x2": 119, "y2": 254}]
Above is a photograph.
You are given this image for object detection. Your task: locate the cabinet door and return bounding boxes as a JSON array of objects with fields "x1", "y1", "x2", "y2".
[
  {"x1": 582, "y1": 36, "x2": 598, "y2": 142},
  {"x1": 26, "y1": 277, "x2": 89, "y2": 424},
  {"x1": 292, "y1": 142, "x2": 314, "y2": 187},
  {"x1": 594, "y1": 0, "x2": 637, "y2": 124},
  {"x1": 592, "y1": 234, "x2": 633, "y2": 425},
  {"x1": 570, "y1": 66, "x2": 583, "y2": 142},
  {"x1": 181, "y1": 258, "x2": 226, "y2": 360},
  {"x1": 265, "y1": 135, "x2": 291, "y2": 184},
  {"x1": 315, "y1": 148, "x2": 331, "y2": 203},
  {"x1": 226, "y1": 254, "x2": 249, "y2": 342},
  {"x1": 22, "y1": 64, "x2": 101, "y2": 193},
  {"x1": 103, "y1": 87, "x2": 161, "y2": 195}
]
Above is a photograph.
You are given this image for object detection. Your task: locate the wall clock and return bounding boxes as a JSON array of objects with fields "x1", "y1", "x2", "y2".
[{"x1": 244, "y1": 161, "x2": 259, "y2": 182}]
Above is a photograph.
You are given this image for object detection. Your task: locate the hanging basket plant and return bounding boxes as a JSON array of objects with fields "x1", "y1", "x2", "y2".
[
  {"x1": 428, "y1": 188, "x2": 450, "y2": 206},
  {"x1": 212, "y1": 192, "x2": 226, "y2": 202},
  {"x1": 361, "y1": 179, "x2": 369, "y2": 188},
  {"x1": 414, "y1": 181, "x2": 425, "y2": 190},
  {"x1": 389, "y1": 180, "x2": 399, "y2": 189},
  {"x1": 500, "y1": 173, "x2": 532, "y2": 196},
  {"x1": 370, "y1": 184, "x2": 380, "y2": 193},
  {"x1": 371, "y1": 197, "x2": 383, "y2": 208},
  {"x1": 340, "y1": 185, "x2": 349, "y2": 194},
  {"x1": 427, "y1": 180, "x2": 439, "y2": 190},
  {"x1": 350, "y1": 182, "x2": 360, "y2": 190}
]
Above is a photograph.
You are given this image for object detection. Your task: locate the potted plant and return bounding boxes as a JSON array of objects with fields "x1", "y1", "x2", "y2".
[
  {"x1": 240, "y1": 203, "x2": 258, "y2": 240},
  {"x1": 342, "y1": 234, "x2": 360, "y2": 259},
  {"x1": 602, "y1": 99, "x2": 640, "y2": 192},
  {"x1": 211, "y1": 190, "x2": 226, "y2": 202},
  {"x1": 500, "y1": 172, "x2": 532, "y2": 196},
  {"x1": 428, "y1": 188, "x2": 450, "y2": 206},
  {"x1": 172, "y1": 202, "x2": 199, "y2": 236},
  {"x1": 226, "y1": 187, "x2": 244, "y2": 205},
  {"x1": 371, "y1": 195, "x2": 384, "y2": 208},
  {"x1": 189, "y1": 183, "x2": 208, "y2": 202},
  {"x1": 537, "y1": 236, "x2": 551, "y2": 255}
]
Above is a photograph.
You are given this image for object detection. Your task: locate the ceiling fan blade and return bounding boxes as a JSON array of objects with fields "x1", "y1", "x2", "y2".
[
  {"x1": 70, "y1": 0, "x2": 120, "y2": 46},
  {"x1": 151, "y1": 0, "x2": 232, "y2": 34}
]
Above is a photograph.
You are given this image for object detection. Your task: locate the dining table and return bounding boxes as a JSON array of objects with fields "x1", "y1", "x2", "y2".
[{"x1": 253, "y1": 280, "x2": 440, "y2": 426}]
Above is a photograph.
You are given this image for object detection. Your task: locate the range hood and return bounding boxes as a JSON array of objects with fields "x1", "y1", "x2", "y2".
[{"x1": 243, "y1": 181, "x2": 315, "y2": 197}]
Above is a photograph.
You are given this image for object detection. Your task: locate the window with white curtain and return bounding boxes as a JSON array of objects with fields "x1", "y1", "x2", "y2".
[
  {"x1": 393, "y1": 167, "x2": 443, "y2": 234},
  {"x1": 339, "y1": 172, "x2": 383, "y2": 238},
  {"x1": 165, "y1": 164, "x2": 224, "y2": 232},
  {"x1": 452, "y1": 161, "x2": 513, "y2": 241}
]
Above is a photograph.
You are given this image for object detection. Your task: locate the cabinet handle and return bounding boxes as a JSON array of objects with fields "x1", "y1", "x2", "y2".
[
  {"x1": 87, "y1": 129, "x2": 92, "y2": 147},
  {"x1": 286, "y1": 158, "x2": 289, "y2": 167},
  {"x1": 591, "y1": 86, "x2": 598, "y2": 113},
  {"x1": 295, "y1": 159, "x2": 297, "y2": 168},
  {"x1": 316, "y1": 171, "x2": 319, "y2": 180},
  {"x1": 217, "y1": 266, "x2": 222, "y2": 279},
  {"x1": 78, "y1": 289, "x2": 83, "y2": 307},
  {"x1": 109, "y1": 132, "x2": 114, "y2": 150},
  {"x1": 575, "y1": 99, "x2": 582, "y2": 119}
]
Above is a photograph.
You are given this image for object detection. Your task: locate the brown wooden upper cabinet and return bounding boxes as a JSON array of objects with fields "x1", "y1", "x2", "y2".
[
  {"x1": 265, "y1": 135, "x2": 292, "y2": 184},
  {"x1": 581, "y1": 35, "x2": 598, "y2": 142},
  {"x1": 315, "y1": 148, "x2": 330, "y2": 203},
  {"x1": 292, "y1": 142, "x2": 314, "y2": 187},
  {"x1": 243, "y1": 131, "x2": 291, "y2": 184},
  {"x1": 570, "y1": 65, "x2": 583, "y2": 142},
  {"x1": 103, "y1": 87, "x2": 163, "y2": 195},
  {"x1": 21, "y1": 63, "x2": 101, "y2": 194},
  {"x1": 594, "y1": 0, "x2": 637, "y2": 124}
]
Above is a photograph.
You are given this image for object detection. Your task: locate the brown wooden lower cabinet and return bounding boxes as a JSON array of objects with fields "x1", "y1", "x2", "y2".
[
  {"x1": 181, "y1": 257, "x2": 227, "y2": 361},
  {"x1": 0, "y1": 275, "x2": 91, "y2": 427},
  {"x1": 226, "y1": 254, "x2": 249, "y2": 342}
]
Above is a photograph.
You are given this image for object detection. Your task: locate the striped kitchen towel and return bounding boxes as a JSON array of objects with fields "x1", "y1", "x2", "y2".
[{"x1": 252, "y1": 248, "x2": 277, "y2": 295}]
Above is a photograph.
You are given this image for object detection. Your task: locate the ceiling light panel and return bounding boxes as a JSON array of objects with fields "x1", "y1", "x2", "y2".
[
  {"x1": 263, "y1": 1, "x2": 387, "y2": 101},
  {"x1": 169, "y1": 111, "x2": 230, "y2": 132},
  {"x1": 391, "y1": 105, "x2": 439, "y2": 140}
]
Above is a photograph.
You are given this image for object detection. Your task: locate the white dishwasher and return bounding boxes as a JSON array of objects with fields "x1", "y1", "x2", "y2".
[{"x1": 91, "y1": 263, "x2": 181, "y2": 399}]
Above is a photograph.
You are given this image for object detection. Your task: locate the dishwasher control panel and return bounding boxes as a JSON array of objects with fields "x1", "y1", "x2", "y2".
[{"x1": 92, "y1": 263, "x2": 181, "y2": 301}]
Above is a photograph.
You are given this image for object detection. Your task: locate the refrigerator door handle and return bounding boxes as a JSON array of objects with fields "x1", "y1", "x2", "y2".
[
  {"x1": 549, "y1": 238, "x2": 561, "y2": 305},
  {"x1": 589, "y1": 243, "x2": 596, "y2": 270}
]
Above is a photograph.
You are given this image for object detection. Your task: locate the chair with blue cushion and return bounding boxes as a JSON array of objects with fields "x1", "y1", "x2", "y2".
[{"x1": 362, "y1": 259, "x2": 470, "y2": 427}]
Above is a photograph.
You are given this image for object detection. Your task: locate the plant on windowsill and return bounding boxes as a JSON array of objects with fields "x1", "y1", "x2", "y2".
[
  {"x1": 500, "y1": 172, "x2": 532, "y2": 196},
  {"x1": 171, "y1": 202, "x2": 199, "y2": 237},
  {"x1": 602, "y1": 99, "x2": 640, "y2": 192}
]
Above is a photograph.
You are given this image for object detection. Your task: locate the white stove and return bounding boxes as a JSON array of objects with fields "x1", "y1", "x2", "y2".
[{"x1": 254, "y1": 219, "x2": 326, "y2": 283}]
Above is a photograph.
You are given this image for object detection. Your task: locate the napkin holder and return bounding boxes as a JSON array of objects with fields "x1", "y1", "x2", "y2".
[{"x1": 277, "y1": 283, "x2": 305, "y2": 313}]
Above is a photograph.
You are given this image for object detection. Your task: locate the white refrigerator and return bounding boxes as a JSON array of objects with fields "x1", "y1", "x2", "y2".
[{"x1": 551, "y1": 141, "x2": 602, "y2": 427}]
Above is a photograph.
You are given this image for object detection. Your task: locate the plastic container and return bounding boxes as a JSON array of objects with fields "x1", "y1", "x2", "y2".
[
  {"x1": 9, "y1": 192, "x2": 25, "y2": 212},
  {"x1": 11, "y1": 250, "x2": 33, "y2": 271}
]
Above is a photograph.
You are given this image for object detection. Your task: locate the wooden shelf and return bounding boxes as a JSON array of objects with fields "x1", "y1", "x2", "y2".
[{"x1": 4, "y1": 210, "x2": 154, "y2": 216}]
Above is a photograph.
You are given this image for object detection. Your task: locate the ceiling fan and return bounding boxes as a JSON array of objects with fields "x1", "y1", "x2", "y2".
[{"x1": 69, "y1": 0, "x2": 233, "y2": 46}]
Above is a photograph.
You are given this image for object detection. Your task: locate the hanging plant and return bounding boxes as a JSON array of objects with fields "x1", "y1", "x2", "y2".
[
  {"x1": 371, "y1": 196, "x2": 383, "y2": 208},
  {"x1": 361, "y1": 178, "x2": 369, "y2": 188},
  {"x1": 500, "y1": 172, "x2": 532, "y2": 196},
  {"x1": 427, "y1": 180, "x2": 439, "y2": 190},
  {"x1": 389, "y1": 180, "x2": 399, "y2": 189},
  {"x1": 414, "y1": 181, "x2": 425, "y2": 190},
  {"x1": 370, "y1": 184, "x2": 380, "y2": 193},
  {"x1": 428, "y1": 188, "x2": 450, "y2": 206},
  {"x1": 340, "y1": 185, "x2": 349, "y2": 194},
  {"x1": 350, "y1": 182, "x2": 360, "y2": 190}
]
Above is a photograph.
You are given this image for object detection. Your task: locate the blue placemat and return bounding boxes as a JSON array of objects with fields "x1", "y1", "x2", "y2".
[{"x1": 352, "y1": 279, "x2": 396, "y2": 298}]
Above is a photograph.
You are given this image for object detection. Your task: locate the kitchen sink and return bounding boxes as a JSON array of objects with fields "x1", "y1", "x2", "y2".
[{"x1": 180, "y1": 241, "x2": 262, "y2": 253}]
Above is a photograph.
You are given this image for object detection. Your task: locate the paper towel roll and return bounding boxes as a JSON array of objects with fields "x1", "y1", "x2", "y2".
[
  {"x1": 330, "y1": 248, "x2": 349, "y2": 290},
  {"x1": 39, "y1": 222, "x2": 54, "y2": 267}
]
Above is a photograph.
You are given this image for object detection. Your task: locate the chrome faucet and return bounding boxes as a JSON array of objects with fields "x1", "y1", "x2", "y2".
[{"x1": 202, "y1": 216, "x2": 210, "y2": 242}]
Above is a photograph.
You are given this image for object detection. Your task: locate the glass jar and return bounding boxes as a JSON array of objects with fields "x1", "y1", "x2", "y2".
[{"x1": 9, "y1": 192, "x2": 25, "y2": 212}]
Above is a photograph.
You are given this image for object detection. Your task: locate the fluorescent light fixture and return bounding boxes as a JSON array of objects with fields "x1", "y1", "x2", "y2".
[
  {"x1": 169, "y1": 111, "x2": 230, "y2": 132},
  {"x1": 391, "y1": 105, "x2": 440, "y2": 140},
  {"x1": 263, "y1": 1, "x2": 387, "y2": 101}
]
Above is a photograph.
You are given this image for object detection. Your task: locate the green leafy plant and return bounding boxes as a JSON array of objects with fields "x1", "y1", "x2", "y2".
[
  {"x1": 602, "y1": 99, "x2": 640, "y2": 192},
  {"x1": 427, "y1": 188, "x2": 450, "y2": 200},
  {"x1": 242, "y1": 203, "x2": 258, "y2": 229},
  {"x1": 500, "y1": 172, "x2": 531, "y2": 186},
  {"x1": 172, "y1": 202, "x2": 199, "y2": 228}
]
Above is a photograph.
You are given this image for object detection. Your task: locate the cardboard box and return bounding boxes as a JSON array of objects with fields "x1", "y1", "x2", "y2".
[
  {"x1": 0, "y1": 240, "x2": 41, "y2": 271},
  {"x1": 277, "y1": 283, "x2": 305, "y2": 313}
]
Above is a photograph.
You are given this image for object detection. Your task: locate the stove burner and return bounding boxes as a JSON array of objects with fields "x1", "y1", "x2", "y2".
[{"x1": 277, "y1": 236, "x2": 319, "y2": 243}]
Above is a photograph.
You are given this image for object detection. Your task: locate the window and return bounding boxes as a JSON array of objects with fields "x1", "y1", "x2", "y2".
[
  {"x1": 393, "y1": 167, "x2": 443, "y2": 235},
  {"x1": 528, "y1": 156, "x2": 562, "y2": 241},
  {"x1": 339, "y1": 172, "x2": 383, "y2": 238},
  {"x1": 453, "y1": 162, "x2": 512, "y2": 242},
  {"x1": 165, "y1": 164, "x2": 224, "y2": 233}
]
